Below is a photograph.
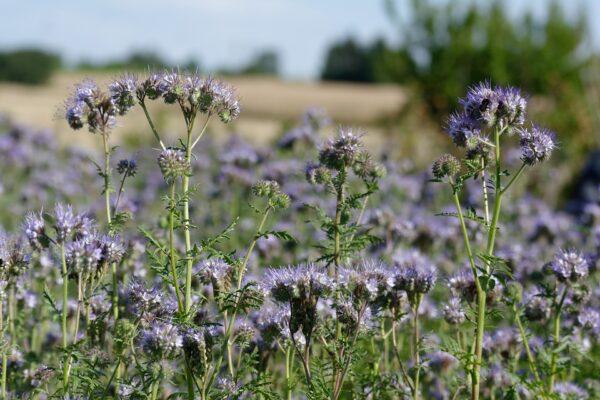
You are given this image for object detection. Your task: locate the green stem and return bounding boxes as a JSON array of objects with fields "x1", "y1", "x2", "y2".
[
  {"x1": 1, "y1": 292, "x2": 6, "y2": 399},
  {"x1": 480, "y1": 160, "x2": 490, "y2": 224},
  {"x1": 60, "y1": 244, "x2": 70, "y2": 393},
  {"x1": 102, "y1": 134, "x2": 122, "y2": 396},
  {"x1": 472, "y1": 128, "x2": 504, "y2": 400},
  {"x1": 72, "y1": 274, "x2": 82, "y2": 344},
  {"x1": 548, "y1": 286, "x2": 568, "y2": 393},
  {"x1": 332, "y1": 183, "x2": 344, "y2": 275},
  {"x1": 183, "y1": 120, "x2": 195, "y2": 314},
  {"x1": 413, "y1": 297, "x2": 422, "y2": 400},
  {"x1": 285, "y1": 345, "x2": 292, "y2": 400},
  {"x1": 513, "y1": 305, "x2": 541, "y2": 382},
  {"x1": 139, "y1": 101, "x2": 166, "y2": 151},
  {"x1": 225, "y1": 206, "x2": 272, "y2": 377},
  {"x1": 169, "y1": 182, "x2": 184, "y2": 312},
  {"x1": 391, "y1": 320, "x2": 414, "y2": 392},
  {"x1": 500, "y1": 163, "x2": 526, "y2": 196}
]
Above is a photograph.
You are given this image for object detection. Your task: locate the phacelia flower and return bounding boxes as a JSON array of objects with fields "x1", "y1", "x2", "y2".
[
  {"x1": 443, "y1": 297, "x2": 465, "y2": 325},
  {"x1": 196, "y1": 258, "x2": 234, "y2": 297},
  {"x1": 318, "y1": 127, "x2": 363, "y2": 170},
  {"x1": 432, "y1": 154, "x2": 460, "y2": 179},
  {"x1": 109, "y1": 74, "x2": 137, "y2": 115},
  {"x1": 0, "y1": 235, "x2": 30, "y2": 280},
  {"x1": 251, "y1": 180, "x2": 290, "y2": 209},
  {"x1": 117, "y1": 159, "x2": 137, "y2": 177},
  {"x1": 446, "y1": 112, "x2": 482, "y2": 148},
  {"x1": 99, "y1": 235, "x2": 126, "y2": 265},
  {"x1": 65, "y1": 237, "x2": 103, "y2": 275},
  {"x1": 519, "y1": 125, "x2": 556, "y2": 165},
  {"x1": 23, "y1": 211, "x2": 46, "y2": 250},
  {"x1": 551, "y1": 249, "x2": 589, "y2": 283},
  {"x1": 140, "y1": 321, "x2": 183, "y2": 360},
  {"x1": 264, "y1": 264, "x2": 333, "y2": 339},
  {"x1": 158, "y1": 148, "x2": 191, "y2": 182},
  {"x1": 158, "y1": 71, "x2": 185, "y2": 104},
  {"x1": 53, "y1": 203, "x2": 78, "y2": 243}
]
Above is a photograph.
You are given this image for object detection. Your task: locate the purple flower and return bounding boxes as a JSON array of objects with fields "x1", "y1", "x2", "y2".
[
  {"x1": 196, "y1": 258, "x2": 234, "y2": 295},
  {"x1": 158, "y1": 71, "x2": 185, "y2": 104},
  {"x1": 554, "y1": 382, "x2": 589, "y2": 399},
  {"x1": 158, "y1": 148, "x2": 191, "y2": 181},
  {"x1": 140, "y1": 320, "x2": 182, "y2": 359},
  {"x1": 65, "y1": 236, "x2": 103, "y2": 274},
  {"x1": 446, "y1": 112, "x2": 482, "y2": 148},
  {"x1": 109, "y1": 74, "x2": 137, "y2": 115},
  {"x1": 393, "y1": 259, "x2": 437, "y2": 295},
  {"x1": 519, "y1": 125, "x2": 556, "y2": 165},
  {"x1": 495, "y1": 85, "x2": 527, "y2": 128},
  {"x1": 53, "y1": 203, "x2": 77, "y2": 243},
  {"x1": 264, "y1": 264, "x2": 333, "y2": 303},
  {"x1": 460, "y1": 81, "x2": 500, "y2": 126},
  {"x1": 443, "y1": 297, "x2": 465, "y2": 325},
  {"x1": 100, "y1": 235, "x2": 126, "y2": 265},
  {"x1": 551, "y1": 249, "x2": 589, "y2": 283},
  {"x1": 577, "y1": 307, "x2": 599, "y2": 330},
  {"x1": 23, "y1": 211, "x2": 46, "y2": 250},
  {"x1": 318, "y1": 127, "x2": 364, "y2": 170}
]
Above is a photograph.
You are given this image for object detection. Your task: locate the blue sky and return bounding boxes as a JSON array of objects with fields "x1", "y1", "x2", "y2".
[{"x1": 1, "y1": 0, "x2": 597, "y2": 80}]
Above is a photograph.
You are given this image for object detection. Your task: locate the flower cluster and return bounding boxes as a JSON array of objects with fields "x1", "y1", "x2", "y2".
[
  {"x1": 137, "y1": 72, "x2": 240, "y2": 123},
  {"x1": 157, "y1": 148, "x2": 191, "y2": 182},
  {"x1": 551, "y1": 249, "x2": 589, "y2": 283},
  {"x1": 65, "y1": 80, "x2": 119, "y2": 134},
  {"x1": 251, "y1": 180, "x2": 291, "y2": 209},
  {"x1": 264, "y1": 264, "x2": 333, "y2": 340},
  {"x1": 307, "y1": 127, "x2": 385, "y2": 185}
]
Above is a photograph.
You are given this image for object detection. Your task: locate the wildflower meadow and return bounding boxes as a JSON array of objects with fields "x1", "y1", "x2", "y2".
[{"x1": 0, "y1": 71, "x2": 598, "y2": 400}]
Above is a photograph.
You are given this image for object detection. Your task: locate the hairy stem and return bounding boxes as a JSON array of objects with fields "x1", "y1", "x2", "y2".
[
  {"x1": 168, "y1": 182, "x2": 184, "y2": 312},
  {"x1": 60, "y1": 244, "x2": 70, "y2": 393},
  {"x1": 412, "y1": 297, "x2": 422, "y2": 400},
  {"x1": 548, "y1": 286, "x2": 568, "y2": 393},
  {"x1": 139, "y1": 101, "x2": 166, "y2": 151},
  {"x1": 1, "y1": 292, "x2": 6, "y2": 399},
  {"x1": 513, "y1": 305, "x2": 541, "y2": 382}
]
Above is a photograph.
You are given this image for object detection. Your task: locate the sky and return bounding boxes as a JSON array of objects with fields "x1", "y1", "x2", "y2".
[{"x1": 1, "y1": 0, "x2": 598, "y2": 80}]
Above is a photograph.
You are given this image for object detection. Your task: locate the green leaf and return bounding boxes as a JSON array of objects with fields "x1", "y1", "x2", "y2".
[{"x1": 42, "y1": 284, "x2": 60, "y2": 316}]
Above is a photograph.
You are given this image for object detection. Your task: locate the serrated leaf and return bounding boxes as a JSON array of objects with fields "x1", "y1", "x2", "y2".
[{"x1": 43, "y1": 284, "x2": 60, "y2": 316}]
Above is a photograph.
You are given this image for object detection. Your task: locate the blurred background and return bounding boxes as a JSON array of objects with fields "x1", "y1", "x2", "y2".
[{"x1": 0, "y1": 0, "x2": 599, "y2": 167}]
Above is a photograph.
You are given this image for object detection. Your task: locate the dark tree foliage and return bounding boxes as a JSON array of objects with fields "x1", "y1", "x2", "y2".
[
  {"x1": 321, "y1": 0, "x2": 593, "y2": 156},
  {"x1": 0, "y1": 49, "x2": 61, "y2": 85},
  {"x1": 320, "y1": 38, "x2": 386, "y2": 83}
]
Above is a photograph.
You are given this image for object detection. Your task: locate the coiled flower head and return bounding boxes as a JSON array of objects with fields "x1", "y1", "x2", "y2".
[
  {"x1": 158, "y1": 148, "x2": 191, "y2": 182},
  {"x1": 443, "y1": 297, "x2": 465, "y2": 325},
  {"x1": 318, "y1": 127, "x2": 363, "y2": 170},
  {"x1": 264, "y1": 264, "x2": 333, "y2": 340},
  {"x1": 182, "y1": 328, "x2": 214, "y2": 377},
  {"x1": 52, "y1": 203, "x2": 78, "y2": 243},
  {"x1": 393, "y1": 259, "x2": 437, "y2": 306},
  {"x1": 0, "y1": 235, "x2": 30, "y2": 281},
  {"x1": 551, "y1": 249, "x2": 589, "y2": 283},
  {"x1": 116, "y1": 159, "x2": 137, "y2": 177},
  {"x1": 519, "y1": 125, "x2": 556, "y2": 165},
  {"x1": 65, "y1": 236, "x2": 103, "y2": 275},
  {"x1": 140, "y1": 321, "x2": 182, "y2": 360},
  {"x1": 64, "y1": 80, "x2": 117, "y2": 134},
  {"x1": 196, "y1": 258, "x2": 234, "y2": 297},
  {"x1": 251, "y1": 180, "x2": 290, "y2": 209},
  {"x1": 23, "y1": 211, "x2": 46, "y2": 250},
  {"x1": 109, "y1": 74, "x2": 137, "y2": 115},
  {"x1": 99, "y1": 235, "x2": 126, "y2": 265},
  {"x1": 432, "y1": 154, "x2": 460, "y2": 179}
]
